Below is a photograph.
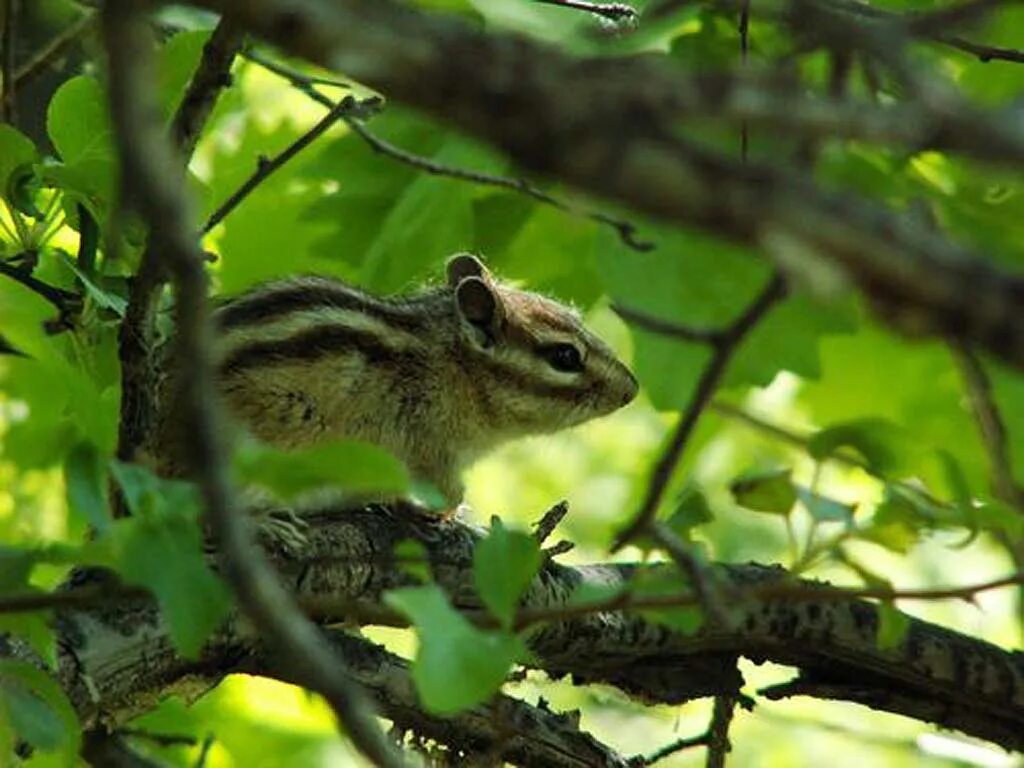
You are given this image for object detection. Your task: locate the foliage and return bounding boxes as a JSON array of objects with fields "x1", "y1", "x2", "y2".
[{"x1": 1, "y1": 0, "x2": 1023, "y2": 765}]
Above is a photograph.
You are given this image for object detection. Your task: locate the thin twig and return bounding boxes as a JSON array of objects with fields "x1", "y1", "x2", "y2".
[
  {"x1": 705, "y1": 695, "x2": 737, "y2": 768},
  {"x1": 613, "y1": 274, "x2": 786, "y2": 550},
  {"x1": 612, "y1": 304, "x2": 723, "y2": 344},
  {"x1": 201, "y1": 96, "x2": 374, "y2": 234},
  {"x1": 534, "y1": 500, "x2": 570, "y2": 544},
  {"x1": 738, "y1": 0, "x2": 751, "y2": 161},
  {"x1": 12, "y1": 11, "x2": 94, "y2": 89},
  {"x1": 2, "y1": 0, "x2": 17, "y2": 123},
  {"x1": 171, "y1": 18, "x2": 245, "y2": 160},
  {"x1": 245, "y1": 49, "x2": 654, "y2": 251},
  {"x1": 242, "y1": 47, "x2": 349, "y2": 100},
  {"x1": 533, "y1": 0, "x2": 638, "y2": 22},
  {"x1": 0, "y1": 259, "x2": 80, "y2": 312},
  {"x1": 101, "y1": 4, "x2": 406, "y2": 766},
  {"x1": 649, "y1": 521, "x2": 728, "y2": 627},
  {"x1": 633, "y1": 731, "x2": 711, "y2": 766},
  {"x1": 950, "y1": 342, "x2": 1024, "y2": 510},
  {"x1": 344, "y1": 115, "x2": 655, "y2": 251},
  {"x1": 938, "y1": 35, "x2": 1024, "y2": 63}
]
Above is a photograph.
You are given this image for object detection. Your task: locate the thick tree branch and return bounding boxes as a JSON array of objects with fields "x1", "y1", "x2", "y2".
[
  {"x1": 184, "y1": 0, "x2": 1024, "y2": 372},
  {"x1": 100, "y1": 3, "x2": 404, "y2": 766},
  {"x1": 23, "y1": 507, "x2": 1024, "y2": 755}
]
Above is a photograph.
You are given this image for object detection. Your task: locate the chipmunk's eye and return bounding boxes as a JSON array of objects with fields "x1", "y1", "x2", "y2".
[{"x1": 541, "y1": 343, "x2": 584, "y2": 373}]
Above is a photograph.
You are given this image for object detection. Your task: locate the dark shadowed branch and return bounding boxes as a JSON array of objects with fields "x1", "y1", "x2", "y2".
[
  {"x1": 12, "y1": 11, "x2": 94, "y2": 90},
  {"x1": 170, "y1": 19, "x2": 245, "y2": 159},
  {"x1": 100, "y1": 3, "x2": 405, "y2": 766}
]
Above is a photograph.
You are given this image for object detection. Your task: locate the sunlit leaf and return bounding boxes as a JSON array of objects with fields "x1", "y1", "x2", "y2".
[
  {"x1": 384, "y1": 585, "x2": 527, "y2": 714},
  {"x1": 730, "y1": 468, "x2": 797, "y2": 516},
  {"x1": 232, "y1": 439, "x2": 410, "y2": 501},
  {"x1": 473, "y1": 519, "x2": 542, "y2": 628},
  {"x1": 0, "y1": 660, "x2": 81, "y2": 758}
]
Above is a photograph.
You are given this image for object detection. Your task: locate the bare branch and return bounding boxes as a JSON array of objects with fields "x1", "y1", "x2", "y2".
[
  {"x1": 100, "y1": 3, "x2": 405, "y2": 766},
  {"x1": 171, "y1": 19, "x2": 245, "y2": 160},
  {"x1": 613, "y1": 274, "x2": 786, "y2": 548},
  {"x1": 705, "y1": 695, "x2": 737, "y2": 768},
  {"x1": 950, "y1": 342, "x2": 1024, "y2": 509},
  {"x1": 938, "y1": 35, "x2": 1024, "y2": 63},
  {"x1": 201, "y1": 95, "x2": 378, "y2": 234},
  {"x1": 634, "y1": 731, "x2": 711, "y2": 766},
  {"x1": 343, "y1": 115, "x2": 655, "y2": 252},
  {"x1": 533, "y1": 0, "x2": 638, "y2": 23},
  {"x1": 35, "y1": 508, "x2": 1024, "y2": 752}
]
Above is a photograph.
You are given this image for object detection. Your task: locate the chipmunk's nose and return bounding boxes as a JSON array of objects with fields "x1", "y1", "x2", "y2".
[{"x1": 621, "y1": 369, "x2": 639, "y2": 405}]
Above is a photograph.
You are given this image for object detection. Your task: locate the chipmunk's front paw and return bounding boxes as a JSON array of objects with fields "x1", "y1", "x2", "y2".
[{"x1": 253, "y1": 507, "x2": 311, "y2": 557}]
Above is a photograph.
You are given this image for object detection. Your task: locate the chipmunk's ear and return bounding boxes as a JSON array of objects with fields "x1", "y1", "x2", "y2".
[
  {"x1": 455, "y1": 276, "x2": 504, "y2": 346},
  {"x1": 447, "y1": 253, "x2": 489, "y2": 287}
]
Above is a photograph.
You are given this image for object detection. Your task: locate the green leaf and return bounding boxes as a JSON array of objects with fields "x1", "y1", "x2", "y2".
[
  {"x1": 61, "y1": 254, "x2": 128, "y2": 316},
  {"x1": 233, "y1": 439, "x2": 410, "y2": 501},
  {"x1": 106, "y1": 463, "x2": 232, "y2": 658},
  {"x1": 0, "y1": 124, "x2": 37, "y2": 194},
  {"x1": 360, "y1": 135, "x2": 497, "y2": 292},
  {"x1": 598, "y1": 224, "x2": 854, "y2": 410},
  {"x1": 46, "y1": 76, "x2": 114, "y2": 168},
  {"x1": 473, "y1": 519, "x2": 542, "y2": 628},
  {"x1": 5, "y1": 162, "x2": 44, "y2": 219},
  {"x1": 384, "y1": 585, "x2": 526, "y2": 714},
  {"x1": 730, "y1": 468, "x2": 797, "y2": 515},
  {"x1": 0, "y1": 660, "x2": 81, "y2": 758},
  {"x1": 64, "y1": 442, "x2": 112, "y2": 532},
  {"x1": 45, "y1": 75, "x2": 117, "y2": 221},
  {"x1": 876, "y1": 602, "x2": 910, "y2": 651},
  {"x1": 808, "y1": 418, "x2": 920, "y2": 477},
  {"x1": 0, "y1": 612, "x2": 56, "y2": 669},
  {"x1": 796, "y1": 487, "x2": 855, "y2": 524},
  {"x1": 664, "y1": 486, "x2": 714, "y2": 538}
]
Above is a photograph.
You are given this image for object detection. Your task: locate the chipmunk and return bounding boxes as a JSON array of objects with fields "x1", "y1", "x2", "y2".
[{"x1": 153, "y1": 253, "x2": 638, "y2": 511}]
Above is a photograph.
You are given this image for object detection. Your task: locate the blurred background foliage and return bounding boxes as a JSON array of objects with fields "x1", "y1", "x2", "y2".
[{"x1": 1, "y1": 0, "x2": 1023, "y2": 765}]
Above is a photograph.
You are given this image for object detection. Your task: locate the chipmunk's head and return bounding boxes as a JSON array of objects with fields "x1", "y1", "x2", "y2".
[{"x1": 447, "y1": 253, "x2": 638, "y2": 435}]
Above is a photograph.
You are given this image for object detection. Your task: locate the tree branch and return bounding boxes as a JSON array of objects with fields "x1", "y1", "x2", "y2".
[
  {"x1": 170, "y1": 18, "x2": 245, "y2": 160},
  {"x1": 23, "y1": 507, "x2": 1024, "y2": 754},
  {"x1": 950, "y1": 342, "x2": 1024, "y2": 509},
  {"x1": 533, "y1": 0, "x2": 638, "y2": 23},
  {"x1": 614, "y1": 273, "x2": 786, "y2": 548},
  {"x1": 201, "y1": 95, "x2": 377, "y2": 234},
  {"x1": 116, "y1": 16, "x2": 243, "y2": 472},
  {"x1": 100, "y1": 3, "x2": 405, "y2": 766}
]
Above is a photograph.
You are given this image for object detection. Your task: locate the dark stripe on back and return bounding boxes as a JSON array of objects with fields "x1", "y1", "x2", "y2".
[
  {"x1": 216, "y1": 280, "x2": 431, "y2": 333},
  {"x1": 219, "y1": 323, "x2": 422, "y2": 376}
]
